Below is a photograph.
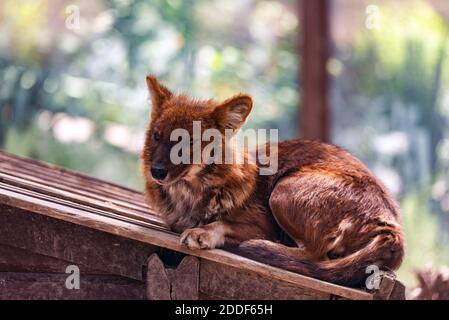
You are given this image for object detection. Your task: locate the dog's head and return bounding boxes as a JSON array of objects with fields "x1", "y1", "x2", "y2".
[{"x1": 142, "y1": 76, "x2": 252, "y2": 185}]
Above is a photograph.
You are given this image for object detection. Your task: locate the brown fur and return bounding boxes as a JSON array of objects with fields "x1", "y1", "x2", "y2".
[{"x1": 141, "y1": 76, "x2": 405, "y2": 287}]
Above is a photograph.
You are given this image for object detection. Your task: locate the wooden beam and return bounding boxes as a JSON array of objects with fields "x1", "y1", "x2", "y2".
[
  {"x1": 199, "y1": 260, "x2": 330, "y2": 300},
  {"x1": 0, "y1": 272, "x2": 145, "y2": 300},
  {"x1": 0, "y1": 151, "x2": 167, "y2": 229},
  {"x1": 0, "y1": 204, "x2": 156, "y2": 281},
  {"x1": 300, "y1": 0, "x2": 330, "y2": 141},
  {"x1": 146, "y1": 254, "x2": 172, "y2": 300},
  {"x1": 147, "y1": 254, "x2": 200, "y2": 300},
  {"x1": 0, "y1": 244, "x2": 100, "y2": 274}
]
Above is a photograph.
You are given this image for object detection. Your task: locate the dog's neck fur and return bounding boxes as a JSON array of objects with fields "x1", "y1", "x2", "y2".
[{"x1": 149, "y1": 159, "x2": 258, "y2": 233}]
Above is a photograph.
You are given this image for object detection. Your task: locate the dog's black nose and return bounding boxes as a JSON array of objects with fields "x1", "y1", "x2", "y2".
[{"x1": 151, "y1": 166, "x2": 168, "y2": 180}]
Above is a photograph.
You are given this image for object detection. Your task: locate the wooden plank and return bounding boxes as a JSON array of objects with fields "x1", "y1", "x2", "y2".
[
  {"x1": 388, "y1": 280, "x2": 406, "y2": 300},
  {"x1": 387, "y1": 279, "x2": 406, "y2": 300},
  {"x1": 0, "y1": 151, "x2": 168, "y2": 232},
  {"x1": 0, "y1": 155, "x2": 149, "y2": 207},
  {"x1": 166, "y1": 255, "x2": 200, "y2": 300},
  {"x1": 0, "y1": 187, "x2": 372, "y2": 300},
  {"x1": 0, "y1": 156, "x2": 147, "y2": 202},
  {"x1": 0, "y1": 167, "x2": 151, "y2": 213},
  {"x1": 146, "y1": 254, "x2": 171, "y2": 300},
  {"x1": 0, "y1": 173, "x2": 166, "y2": 228},
  {"x1": 200, "y1": 260, "x2": 330, "y2": 300},
  {"x1": 0, "y1": 204, "x2": 156, "y2": 281},
  {"x1": 0, "y1": 244, "x2": 101, "y2": 274},
  {"x1": 0, "y1": 182, "x2": 167, "y2": 231},
  {"x1": 0, "y1": 151, "x2": 165, "y2": 225},
  {"x1": 300, "y1": 0, "x2": 330, "y2": 141},
  {"x1": 0, "y1": 151, "x2": 144, "y2": 202},
  {"x1": 0, "y1": 272, "x2": 145, "y2": 300},
  {"x1": 146, "y1": 254, "x2": 200, "y2": 300},
  {"x1": 373, "y1": 272, "x2": 396, "y2": 300}
]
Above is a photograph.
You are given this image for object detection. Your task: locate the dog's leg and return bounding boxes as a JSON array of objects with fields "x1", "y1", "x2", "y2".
[
  {"x1": 180, "y1": 220, "x2": 272, "y2": 249},
  {"x1": 268, "y1": 173, "x2": 329, "y2": 260},
  {"x1": 180, "y1": 221, "x2": 228, "y2": 249}
]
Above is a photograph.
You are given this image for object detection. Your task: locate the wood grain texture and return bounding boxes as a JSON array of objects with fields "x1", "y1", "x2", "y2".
[
  {"x1": 0, "y1": 244, "x2": 100, "y2": 274},
  {"x1": 166, "y1": 255, "x2": 200, "y2": 300},
  {"x1": 200, "y1": 260, "x2": 330, "y2": 300},
  {"x1": 146, "y1": 254, "x2": 200, "y2": 300},
  {"x1": 146, "y1": 254, "x2": 171, "y2": 300},
  {"x1": 0, "y1": 151, "x2": 146, "y2": 202},
  {"x1": 0, "y1": 204, "x2": 155, "y2": 280},
  {"x1": 373, "y1": 272, "x2": 396, "y2": 300},
  {"x1": 389, "y1": 280, "x2": 406, "y2": 300},
  {"x1": 0, "y1": 272, "x2": 145, "y2": 300},
  {"x1": 0, "y1": 152, "x2": 167, "y2": 229}
]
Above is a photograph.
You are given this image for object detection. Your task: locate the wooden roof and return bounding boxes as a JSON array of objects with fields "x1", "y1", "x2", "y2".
[{"x1": 0, "y1": 150, "x2": 374, "y2": 300}]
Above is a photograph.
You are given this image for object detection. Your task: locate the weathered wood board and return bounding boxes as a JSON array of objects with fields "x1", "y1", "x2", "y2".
[
  {"x1": 199, "y1": 259, "x2": 331, "y2": 300},
  {"x1": 0, "y1": 273, "x2": 146, "y2": 300},
  {"x1": 0, "y1": 204, "x2": 156, "y2": 280}
]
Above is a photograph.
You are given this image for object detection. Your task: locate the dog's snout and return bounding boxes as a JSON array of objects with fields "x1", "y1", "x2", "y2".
[{"x1": 151, "y1": 166, "x2": 168, "y2": 180}]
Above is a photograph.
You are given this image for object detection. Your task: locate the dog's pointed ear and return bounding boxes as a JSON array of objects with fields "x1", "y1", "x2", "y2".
[
  {"x1": 213, "y1": 94, "x2": 253, "y2": 131},
  {"x1": 146, "y1": 75, "x2": 173, "y2": 117}
]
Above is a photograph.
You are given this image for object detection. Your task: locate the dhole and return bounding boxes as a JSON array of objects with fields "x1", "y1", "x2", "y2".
[{"x1": 141, "y1": 76, "x2": 404, "y2": 287}]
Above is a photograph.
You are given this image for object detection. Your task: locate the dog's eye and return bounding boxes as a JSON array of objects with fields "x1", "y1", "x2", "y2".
[{"x1": 153, "y1": 131, "x2": 161, "y2": 141}]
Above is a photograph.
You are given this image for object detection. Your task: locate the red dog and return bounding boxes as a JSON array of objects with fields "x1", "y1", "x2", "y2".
[{"x1": 142, "y1": 76, "x2": 404, "y2": 287}]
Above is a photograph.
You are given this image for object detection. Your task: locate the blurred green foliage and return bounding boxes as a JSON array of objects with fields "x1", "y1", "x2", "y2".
[
  {"x1": 331, "y1": 1, "x2": 449, "y2": 287},
  {"x1": 0, "y1": 0, "x2": 299, "y2": 188}
]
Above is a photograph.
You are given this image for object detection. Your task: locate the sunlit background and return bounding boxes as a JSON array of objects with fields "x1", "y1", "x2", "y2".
[{"x1": 1, "y1": 0, "x2": 448, "y2": 290}]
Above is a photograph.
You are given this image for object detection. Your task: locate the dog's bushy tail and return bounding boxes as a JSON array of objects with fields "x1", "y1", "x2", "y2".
[{"x1": 230, "y1": 231, "x2": 404, "y2": 287}]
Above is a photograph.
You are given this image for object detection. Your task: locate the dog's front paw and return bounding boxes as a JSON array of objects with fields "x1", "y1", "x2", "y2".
[{"x1": 180, "y1": 228, "x2": 217, "y2": 249}]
